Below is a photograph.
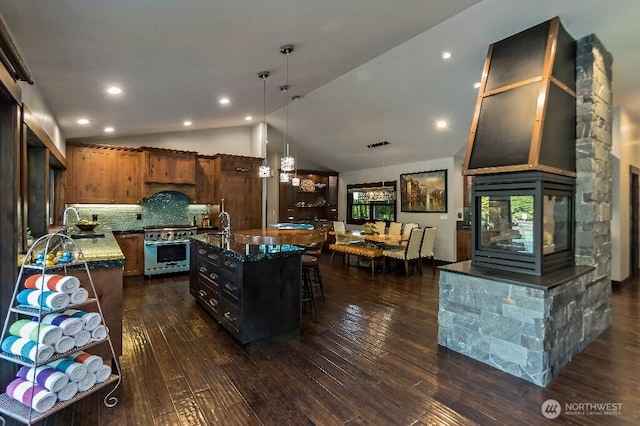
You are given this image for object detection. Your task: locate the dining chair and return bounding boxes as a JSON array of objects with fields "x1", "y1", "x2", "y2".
[
  {"x1": 387, "y1": 222, "x2": 402, "y2": 235},
  {"x1": 383, "y1": 227, "x2": 425, "y2": 277},
  {"x1": 374, "y1": 221, "x2": 387, "y2": 234},
  {"x1": 420, "y1": 226, "x2": 438, "y2": 275},
  {"x1": 402, "y1": 222, "x2": 419, "y2": 235}
]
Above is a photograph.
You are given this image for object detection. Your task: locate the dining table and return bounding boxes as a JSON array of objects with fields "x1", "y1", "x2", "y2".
[{"x1": 329, "y1": 231, "x2": 408, "y2": 246}]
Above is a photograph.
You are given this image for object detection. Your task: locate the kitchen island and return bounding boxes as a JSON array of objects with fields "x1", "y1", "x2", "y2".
[
  {"x1": 190, "y1": 234, "x2": 303, "y2": 350},
  {"x1": 20, "y1": 231, "x2": 124, "y2": 361}
]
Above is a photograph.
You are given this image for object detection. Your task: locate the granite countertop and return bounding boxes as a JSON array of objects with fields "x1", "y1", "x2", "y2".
[
  {"x1": 19, "y1": 230, "x2": 124, "y2": 269},
  {"x1": 192, "y1": 234, "x2": 303, "y2": 263}
]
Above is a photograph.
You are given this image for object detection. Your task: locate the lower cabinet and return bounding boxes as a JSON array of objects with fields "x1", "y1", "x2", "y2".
[
  {"x1": 190, "y1": 240, "x2": 301, "y2": 348},
  {"x1": 456, "y1": 228, "x2": 471, "y2": 262},
  {"x1": 114, "y1": 232, "x2": 144, "y2": 276}
]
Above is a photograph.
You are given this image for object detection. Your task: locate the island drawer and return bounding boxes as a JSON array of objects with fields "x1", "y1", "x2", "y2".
[
  {"x1": 196, "y1": 279, "x2": 220, "y2": 317},
  {"x1": 220, "y1": 299, "x2": 241, "y2": 336},
  {"x1": 220, "y1": 255, "x2": 242, "y2": 278}
]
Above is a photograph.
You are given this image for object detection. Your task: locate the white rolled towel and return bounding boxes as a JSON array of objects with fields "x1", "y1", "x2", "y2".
[
  {"x1": 95, "y1": 364, "x2": 112, "y2": 383},
  {"x1": 40, "y1": 313, "x2": 84, "y2": 336},
  {"x1": 73, "y1": 329, "x2": 91, "y2": 347},
  {"x1": 47, "y1": 358, "x2": 87, "y2": 382},
  {"x1": 69, "y1": 351, "x2": 103, "y2": 373},
  {"x1": 17, "y1": 365, "x2": 70, "y2": 393},
  {"x1": 54, "y1": 335, "x2": 75, "y2": 354},
  {"x1": 56, "y1": 381, "x2": 78, "y2": 402},
  {"x1": 63, "y1": 309, "x2": 102, "y2": 332},
  {"x1": 1, "y1": 336, "x2": 54, "y2": 363},
  {"x1": 9, "y1": 319, "x2": 63, "y2": 345},
  {"x1": 5, "y1": 378, "x2": 57, "y2": 413},
  {"x1": 24, "y1": 274, "x2": 80, "y2": 293},
  {"x1": 77, "y1": 371, "x2": 97, "y2": 392},
  {"x1": 69, "y1": 288, "x2": 89, "y2": 305},
  {"x1": 90, "y1": 325, "x2": 108, "y2": 341},
  {"x1": 17, "y1": 289, "x2": 70, "y2": 310}
]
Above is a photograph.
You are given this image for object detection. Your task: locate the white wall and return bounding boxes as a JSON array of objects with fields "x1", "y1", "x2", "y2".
[
  {"x1": 78, "y1": 125, "x2": 252, "y2": 156},
  {"x1": 339, "y1": 156, "x2": 460, "y2": 262},
  {"x1": 611, "y1": 106, "x2": 640, "y2": 282},
  {"x1": 19, "y1": 82, "x2": 65, "y2": 154}
]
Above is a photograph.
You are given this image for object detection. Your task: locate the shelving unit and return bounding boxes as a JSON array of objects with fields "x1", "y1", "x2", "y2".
[
  {"x1": 0, "y1": 233, "x2": 121, "y2": 425},
  {"x1": 279, "y1": 170, "x2": 338, "y2": 222}
]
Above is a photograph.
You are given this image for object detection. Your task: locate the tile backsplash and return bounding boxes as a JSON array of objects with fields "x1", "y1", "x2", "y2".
[{"x1": 69, "y1": 191, "x2": 211, "y2": 231}]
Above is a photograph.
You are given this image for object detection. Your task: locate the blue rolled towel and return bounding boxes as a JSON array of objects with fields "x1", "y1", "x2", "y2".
[
  {"x1": 17, "y1": 288, "x2": 70, "y2": 310},
  {"x1": 1, "y1": 336, "x2": 54, "y2": 363},
  {"x1": 39, "y1": 313, "x2": 83, "y2": 336}
]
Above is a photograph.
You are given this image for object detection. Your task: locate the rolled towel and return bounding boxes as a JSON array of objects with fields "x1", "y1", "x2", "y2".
[
  {"x1": 17, "y1": 289, "x2": 70, "y2": 310},
  {"x1": 17, "y1": 366, "x2": 70, "y2": 393},
  {"x1": 90, "y1": 325, "x2": 108, "y2": 341},
  {"x1": 77, "y1": 371, "x2": 97, "y2": 392},
  {"x1": 72, "y1": 330, "x2": 91, "y2": 347},
  {"x1": 5, "y1": 378, "x2": 57, "y2": 413},
  {"x1": 63, "y1": 309, "x2": 102, "y2": 331},
  {"x1": 47, "y1": 358, "x2": 87, "y2": 382},
  {"x1": 54, "y1": 335, "x2": 75, "y2": 354},
  {"x1": 69, "y1": 351, "x2": 103, "y2": 373},
  {"x1": 69, "y1": 288, "x2": 89, "y2": 305},
  {"x1": 25, "y1": 274, "x2": 80, "y2": 293},
  {"x1": 95, "y1": 364, "x2": 112, "y2": 383},
  {"x1": 40, "y1": 314, "x2": 83, "y2": 336},
  {"x1": 1, "y1": 336, "x2": 54, "y2": 363},
  {"x1": 56, "y1": 380, "x2": 78, "y2": 402},
  {"x1": 9, "y1": 319, "x2": 63, "y2": 345}
]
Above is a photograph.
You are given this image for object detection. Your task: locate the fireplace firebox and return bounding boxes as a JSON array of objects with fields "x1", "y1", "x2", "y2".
[{"x1": 471, "y1": 171, "x2": 574, "y2": 275}]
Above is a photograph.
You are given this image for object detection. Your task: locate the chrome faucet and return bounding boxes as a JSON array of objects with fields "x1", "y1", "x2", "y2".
[
  {"x1": 62, "y1": 206, "x2": 80, "y2": 235},
  {"x1": 219, "y1": 210, "x2": 231, "y2": 241}
]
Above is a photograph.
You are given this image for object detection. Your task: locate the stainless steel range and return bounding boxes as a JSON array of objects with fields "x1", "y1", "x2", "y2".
[{"x1": 144, "y1": 225, "x2": 197, "y2": 276}]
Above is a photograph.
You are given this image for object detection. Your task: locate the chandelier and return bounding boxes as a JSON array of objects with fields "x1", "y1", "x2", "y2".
[
  {"x1": 258, "y1": 71, "x2": 271, "y2": 178},
  {"x1": 279, "y1": 44, "x2": 295, "y2": 173}
]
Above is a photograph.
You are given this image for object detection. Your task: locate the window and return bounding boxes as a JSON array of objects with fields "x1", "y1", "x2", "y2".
[{"x1": 347, "y1": 181, "x2": 397, "y2": 225}]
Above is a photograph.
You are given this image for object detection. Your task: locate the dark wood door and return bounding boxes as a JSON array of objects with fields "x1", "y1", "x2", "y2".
[{"x1": 631, "y1": 167, "x2": 639, "y2": 278}]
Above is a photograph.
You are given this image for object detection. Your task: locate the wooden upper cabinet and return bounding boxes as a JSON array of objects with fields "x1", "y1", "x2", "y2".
[
  {"x1": 142, "y1": 148, "x2": 196, "y2": 184},
  {"x1": 195, "y1": 156, "x2": 215, "y2": 204},
  {"x1": 66, "y1": 144, "x2": 141, "y2": 204}
]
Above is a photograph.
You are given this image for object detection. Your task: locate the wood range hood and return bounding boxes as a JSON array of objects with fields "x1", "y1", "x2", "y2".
[{"x1": 142, "y1": 146, "x2": 197, "y2": 200}]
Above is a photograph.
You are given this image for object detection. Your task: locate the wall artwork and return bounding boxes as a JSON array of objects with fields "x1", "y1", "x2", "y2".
[{"x1": 400, "y1": 169, "x2": 447, "y2": 213}]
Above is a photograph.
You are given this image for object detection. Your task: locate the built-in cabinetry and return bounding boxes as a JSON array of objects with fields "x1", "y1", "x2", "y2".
[
  {"x1": 66, "y1": 144, "x2": 141, "y2": 204},
  {"x1": 195, "y1": 155, "x2": 215, "y2": 204},
  {"x1": 212, "y1": 154, "x2": 262, "y2": 230},
  {"x1": 114, "y1": 232, "x2": 144, "y2": 276},
  {"x1": 190, "y1": 238, "x2": 301, "y2": 349},
  {"x1": 279, "y1": 170, "x2": 338, "y2": 222}
]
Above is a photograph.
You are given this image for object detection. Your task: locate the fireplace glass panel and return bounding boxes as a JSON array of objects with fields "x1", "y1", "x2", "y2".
[
  {"x1": 543, "y1": 195, "x2": 571, "y2": 255},
  {"x1": 479, "y1": 195, "x2": 533, "y2": 254}
]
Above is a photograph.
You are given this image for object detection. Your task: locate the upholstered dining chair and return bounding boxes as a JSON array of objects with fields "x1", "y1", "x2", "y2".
[
  {"x1": 402, "y1": 222, "x2": 419, "y2": 235},
  {"x1": 374, "y1": 221, "x2": 387, "y2": 234},
  {"x1": 387, "y1": 221, "x2": 402, "y2": 235},
  {"x1": 383, "y1": 227, "x2": 425, "y2": 277},
  {"x1": 420, "y1": 227, "x2": 438, "y2": 275}
]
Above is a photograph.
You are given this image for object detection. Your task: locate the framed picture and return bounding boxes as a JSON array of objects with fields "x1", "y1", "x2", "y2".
[{"x1": 400, "y1": 169, "x2": 448, "y2": 213}]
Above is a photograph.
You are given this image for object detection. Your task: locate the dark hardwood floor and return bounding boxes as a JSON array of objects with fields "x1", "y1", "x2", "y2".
[{"x1": 17, "y1": 256, "x2": 640, "y2": 425}]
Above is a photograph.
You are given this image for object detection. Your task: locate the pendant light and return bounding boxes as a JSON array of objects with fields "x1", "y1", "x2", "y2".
[
  {"x1": 290, "y1": 95, "x2": 301, "y2": 187},
  {"x1": 258, "y1": 71, "x2": 271, "y2": 178},
  {"x1": 279, "y1": 44, "x2": 295, "y2": 173}
]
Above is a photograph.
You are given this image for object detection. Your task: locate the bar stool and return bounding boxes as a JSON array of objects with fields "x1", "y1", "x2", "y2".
[{"x1": 301, "y1": 255, "x2": 322, "y2": 322}]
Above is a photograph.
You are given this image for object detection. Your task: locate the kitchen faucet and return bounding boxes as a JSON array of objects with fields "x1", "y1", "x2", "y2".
[
  {"x1": 62, "y1": 206, "x2": 80, "y2": 235},
  {"x1": 219, "y1": 199, "x2": 231, "y2": 242}
]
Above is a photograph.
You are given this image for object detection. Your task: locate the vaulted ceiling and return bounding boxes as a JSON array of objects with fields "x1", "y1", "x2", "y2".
[{"x1": 1, "y1": 0, "x2": 639, "y2": 171}]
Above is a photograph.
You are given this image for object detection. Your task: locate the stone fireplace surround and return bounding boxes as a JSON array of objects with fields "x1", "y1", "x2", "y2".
[{"x1": 437, "y1": 34, "x2": 613, "y2": 387}]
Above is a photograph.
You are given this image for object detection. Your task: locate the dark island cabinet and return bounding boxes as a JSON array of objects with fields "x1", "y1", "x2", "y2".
[{"x1": 190, "y1": 239, "x2": 302, "y2": 349}]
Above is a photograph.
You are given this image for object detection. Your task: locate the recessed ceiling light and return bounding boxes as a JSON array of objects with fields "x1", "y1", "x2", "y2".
[
  {"x1": 245, "y1": 115, "x2": 253, "y2": 121},
  {"x1": 104, "y1": 127, "x2": 114, "y2": 133},
  {"x1": 442, "y1": 51, "x2": 452, "y2": 60},
  {"x1": 474, "y1": 82, "x2": 481, "y2": 89},
  {"x1": 77, "y1": 118, "x2": 90, "y2": 125},
  {"x1": 183, "y1": 120, "x2": 192, "y2": 126},
  {"x1": 219, "y1": 97, "x2": 230, "y2": 105},
  {"x1": 106, "y1": 86, "x2": 122, "y2": 95},
  {"x1": 436, "y1": 120, "x2": 448, "y2": 129}
]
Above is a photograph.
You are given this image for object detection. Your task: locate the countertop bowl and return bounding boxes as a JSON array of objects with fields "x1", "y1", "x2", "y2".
[{"x1": 75, "y1": 222, "x2": 99, "y2": 231}]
